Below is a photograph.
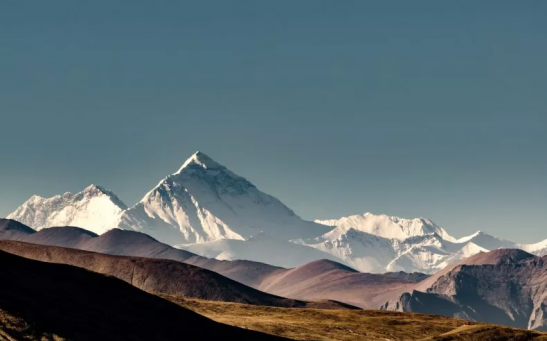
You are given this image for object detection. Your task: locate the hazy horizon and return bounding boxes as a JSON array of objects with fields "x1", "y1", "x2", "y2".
[{"x1": 1, "y1": 1, "x2": 545, "y2": 243}]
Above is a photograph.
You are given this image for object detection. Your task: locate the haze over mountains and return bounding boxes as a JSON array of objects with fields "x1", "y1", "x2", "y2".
[
  {"x1": 1, "y1": 220, "x2": 546, "y2": 331},
  {"x1": 7, "y1": 151, "x2": 547, "y2": 274}
]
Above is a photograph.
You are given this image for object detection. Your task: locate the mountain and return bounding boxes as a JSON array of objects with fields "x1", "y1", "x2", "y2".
[
  {"x1": 0, "y1": 249, "x2": 286, "y2": 341},
  {"x1": 292, "y1": 227, "x2": 397, "y2": 272},
  {"x1": 3, "y1": 222, "x2": 546, "y2": 329},
  {"x1": 6, "y1": 152, "x2": 545, "y2": 274},
  {"x1": 301, "y1": 214, "x2": 545, "y2": 273},
  {"x1": 0, "y1": 224, "x2": 288, "y2": 288},
  {"x1": 182, "y1": 233, "x2": 346, "y2": 269},
  {"x1": 253, "y1": 259, "x2": 423, "y2": 309},
  {"x1": 7, "y1": 185, "x2": 127, "y2": 235},
  {"x1": 382, "y1": 249, "x2": 547, "y2": 331},
  {"x1": 0, "y1": 223, "x2": 413, "y2": 308},
  {"x1": 520, "y1": 239, "x2": 547, "y2": 257},
  {"x1": 315, "y1": 212, "x2": 456, "y2": 241},
  {"x1": 117, "y1": 151, "x2": 331, "y2": 245},
  {"x1": 0, "y1": 240, "x2": 321, "y2": 308}
]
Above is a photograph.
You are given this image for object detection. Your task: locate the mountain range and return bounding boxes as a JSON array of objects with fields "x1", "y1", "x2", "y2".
[
  {"x1": 1, "y1": 220, "x2": 545, "y2": 331},
  {"x1": 0, "y1": 239, "x2": 352, "y2": 309},
  {"x1": 6, "y1": 151, "x2": 546, "y2": 274}
]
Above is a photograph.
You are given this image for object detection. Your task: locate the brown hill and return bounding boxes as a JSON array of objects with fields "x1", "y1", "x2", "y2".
[
  {"x1": 0, "y1": 249, "x2": 286, "y2": 341},
  {"x1": 0, "y1": 225, "x2": 286, "y2": 287},
  {"x1": 255, "y1": 259, "x2": 421, "y2": 309},
  {"x1": 0, "y1": 224, "x2": 424, "y2": 309},
  {"x1": 79, "y1": 229, "x2": 287, "y2": 287},
  {"x1": 80, "y1": 228, "x2": 199, "y2": 261},
  {"x1": 0, "y1": 240, "x2": 315, "y2": 308},
  {"x1": 24, "y1": 225, "x2": 98, "y2": 248}
]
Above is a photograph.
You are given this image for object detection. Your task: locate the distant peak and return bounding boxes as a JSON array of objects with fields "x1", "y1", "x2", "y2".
[
  {"x1": 175, "y1": 151, "x2": 223, "y2": 173},
  {"x1": 85, "y1": 184, "x2": 102, "y2": 191},
  {"x1": 83, "y1": 184, "x2": 110, "y2": 195}
]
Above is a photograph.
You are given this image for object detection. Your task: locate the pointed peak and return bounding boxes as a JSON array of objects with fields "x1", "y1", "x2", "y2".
[
  {"x1": 469, "y1": 230, "x2": 487, "y2": 238},
  {"x1": 83, "y1": 184, "x2": 108, "y2": 194},
  {"x1": 175, "y1": 151, "x2": 223, "y2": 174}
]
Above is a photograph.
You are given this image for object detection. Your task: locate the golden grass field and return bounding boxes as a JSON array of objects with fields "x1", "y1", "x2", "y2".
[{"x1": 162, "y1": 295, "x2": 547, "y2": 341}]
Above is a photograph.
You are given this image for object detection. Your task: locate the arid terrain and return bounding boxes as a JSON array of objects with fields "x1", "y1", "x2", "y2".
[{"x1": 162, "y1": 295, "x2": 547, "y2": 341}]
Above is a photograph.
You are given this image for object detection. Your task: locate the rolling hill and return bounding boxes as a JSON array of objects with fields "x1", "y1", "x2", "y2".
[{"x1": 0, "y1": 249, "x2": 287, "y2": 341}]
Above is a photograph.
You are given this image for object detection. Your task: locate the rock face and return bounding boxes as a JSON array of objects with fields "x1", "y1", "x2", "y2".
[
  {"x1": 382, "y1": 249, "x2": 547, "y2": 331},
  {"x1": 6, "y1": 185, "x2": 127, "y2": 235}
]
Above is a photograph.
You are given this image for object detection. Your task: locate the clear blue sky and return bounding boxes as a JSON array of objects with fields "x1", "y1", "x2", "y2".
[{"x1": 1, "y1": 1, "x2": 545, "y2": 243}]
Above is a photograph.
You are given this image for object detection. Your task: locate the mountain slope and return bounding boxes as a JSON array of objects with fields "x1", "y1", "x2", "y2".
[
  {"x1": 7, "y1": 185, "x2": 127, "y2": 235},
  {"x1": 382, "y1": 249, "x2": 547, "y2": 331},
  {"x1": 254, "y1": 259, "x2": 421, "y2": 309},
  {"x1": 293, "y1": 227, "x2": 396, "y2": 272},
  {"x1": 0, "y1": 218, "x2": 35, "y2": 240},
  {"x1": 0, "y1": 224, "x2": 289, "y2": 288},
  {"x1": 23, "y1": 226, "x2": 99, "y2": 248},
  {"x1": 182, "y1": 233, "x2": 346, "y2": 269},
  {"x1": 0, "y1": 240, "x2": 312, "y2": 308},
  {"x1": 0, "y1": 248, "x2": 285, "y2": 341},
  {"x1": 118, "y1": 151, "x2": 332, "y2": 245},
  {"x1": 301, "y1": 213, "x2": 546, "y2": 273}
]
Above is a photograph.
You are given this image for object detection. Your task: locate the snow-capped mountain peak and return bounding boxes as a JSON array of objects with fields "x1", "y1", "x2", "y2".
[
  {"x1": 315, "y1": 212, "x2": 456, "y2": 242},
  {"x1": 176, "y1": 151, "x2": 224, "y2": 173},
  {"x1": 117, "y1": 152, "x2": 332, "y2": 245},
  {"x1": 7, "y1": 185, "x2": 127, "y2": 235}
]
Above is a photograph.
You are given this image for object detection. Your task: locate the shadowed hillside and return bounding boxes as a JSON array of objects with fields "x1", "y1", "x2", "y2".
[
  {"x1": 0, "y1": 224, "x2": 289, "y2": 287},
  {"x1": 0, "y1": 249, "x2": 287, "y2": 341},
  {"x1": 0, "y1": 240, "x2": 351, "y2": 309}
]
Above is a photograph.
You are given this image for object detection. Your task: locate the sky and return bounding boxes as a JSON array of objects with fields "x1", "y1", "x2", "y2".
[{"x1": 1, "y1": 1, "x2": 545, "y2": 243}]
